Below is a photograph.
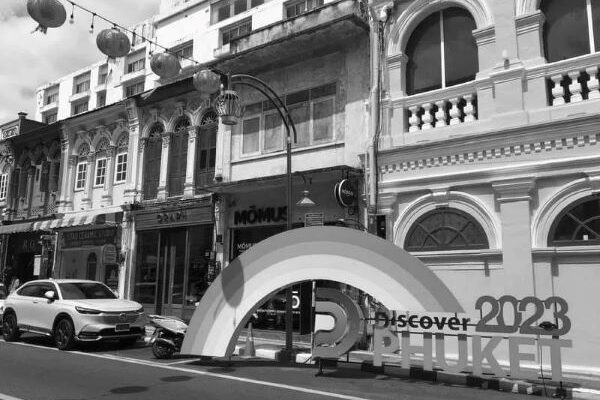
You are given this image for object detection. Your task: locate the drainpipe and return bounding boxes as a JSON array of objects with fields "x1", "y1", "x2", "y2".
[{"x1": 366, "y1": 4, "x2": 391, "y2": 215}]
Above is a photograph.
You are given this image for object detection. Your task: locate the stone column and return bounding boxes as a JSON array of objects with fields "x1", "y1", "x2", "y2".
[
  {"x1": 102, "y1": 145, "x2": 116, "y2": 207},
  {"x1": 57, "y1": 135, "x2": 73, "y2": 213},
  {"x1": 492, "y1": 178, "x2": 535, "y2": 297},
  {"x1": 184, "y1": 126, "x2": 199, "y2": 198},
  {"x1": 25, "y1": 166, "x2": 36, "y2": 218},
  {"x1": 157, "y1": 132, "x2": 171, "y2": 201}
]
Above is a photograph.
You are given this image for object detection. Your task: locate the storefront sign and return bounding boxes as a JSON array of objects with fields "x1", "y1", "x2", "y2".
[
  {"x1": 103, "y1": 244, "x2": 117, "y2": 264},
  {"x1": 156, "y1": 210, "x2": 186, "y2": 224},
  {"x1": 60, "y1": 227, "x2": 117, "y2": 249},
  {"x1": 135, "y1": 204, "x2": 212, "y2": 231},
  {"x1": 334, "y1": 179, "x2": 356, "y2": 208},
  {"x1": 33, "y1": 255, "x2": 41, "y2": 276},
  {"x1": 233, "y1": 206, "x2": 287, "y2": 225},
  {"x1": 367, "y1": 295, "x2": 572, "y2": 381}
]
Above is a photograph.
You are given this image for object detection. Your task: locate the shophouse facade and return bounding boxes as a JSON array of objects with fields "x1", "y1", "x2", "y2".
[
  {"x1": 372, "y1": 0, "x2": 600, "y2": 375},
  {"x1": 0, "y1": 113, "x2": 61, "y2": 287},
  {"x1": 33, "y1": 0, "x2": 372, "y2": 326}
]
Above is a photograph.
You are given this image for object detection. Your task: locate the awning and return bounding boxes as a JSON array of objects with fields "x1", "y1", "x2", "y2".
[
  {"x1": 53, "y1": 211, "x2": 123, "y2": 230},
  {"x1": 0, "y1": 222, "x2": 34, "y2": 235},
  {"x1": 32, "y1": 219, "x2": 63, "y2": 231}
]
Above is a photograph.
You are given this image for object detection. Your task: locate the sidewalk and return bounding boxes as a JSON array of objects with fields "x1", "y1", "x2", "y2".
[{"x1": 232, "y1": 329, "x2": 600, "y2": 400}]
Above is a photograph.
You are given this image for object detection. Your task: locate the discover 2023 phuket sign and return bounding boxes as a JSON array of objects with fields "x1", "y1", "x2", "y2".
[{"x1": 181, "y1": 226, "x2": 570, "y2": 381}]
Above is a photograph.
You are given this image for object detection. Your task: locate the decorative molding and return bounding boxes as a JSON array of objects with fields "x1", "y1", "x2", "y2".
[
  {"x1": 515, "y1": 11, "x2": 544, "y2": 36},
  {"x1": 492, "y1": 178, "x2": 535, "y2": 203},
  {"x1": 388, "y1": 0, "x2": 494, "y2": 56},
  {"x1": 379, "y1": 132, "x2": 600, "y2": 175},
  {"x1": 473, "y1": 25, "x2": 495, "y2": 46}
]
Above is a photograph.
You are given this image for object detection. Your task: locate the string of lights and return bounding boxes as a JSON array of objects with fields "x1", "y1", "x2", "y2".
[{"x1": 63, "y1": 0, "x2": 202, "y2": 66}]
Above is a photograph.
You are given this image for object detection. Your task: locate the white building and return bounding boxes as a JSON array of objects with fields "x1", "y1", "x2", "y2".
[{"x1": 373, "y1": 0, "x2": 600, "y2": 375}]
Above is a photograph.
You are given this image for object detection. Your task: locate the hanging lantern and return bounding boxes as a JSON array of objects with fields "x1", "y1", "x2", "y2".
[
  {"x1": 214, "y1": 90, "x2": 243, "y2": 125},
  {"x1": 96, "y1": 28, "x2": 131, "y2": 59},
  {"x1": 150, "y1": 53, "x2": 181, "y2": 79},
  {"x1": 193, "y1": 69, "x2": 221, "y2": 100},
  {"x1": 27, "y1": 0, "x2": 67, "y2": 34}
]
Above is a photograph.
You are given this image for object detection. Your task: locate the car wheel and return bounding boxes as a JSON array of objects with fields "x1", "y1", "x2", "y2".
[
  {"x1": 54, "y1": 318, "x2": 76, "y2": 351},
  {"x1": 119, "y1": 337, "x2": 139, "y2": 347},
  {"x1": 152, "y1": 340, "x2": 174, "y2": 359},
  {"x1": 2, "y1": 313, "x2": 20, "y2": 341}
]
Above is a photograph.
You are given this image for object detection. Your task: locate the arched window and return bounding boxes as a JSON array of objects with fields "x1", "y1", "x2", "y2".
[
  {"x1": 86, "y1": 253, "x2": 97, "y2": 280},
  {"x1": 548, "y1": 196, "x2": 600, "y2": 246},
  {"x1": 169, "y1": 117, "x2": 190, "y2": 196},
  {"x1": 541, "y1": 0, "x2": 600, "y2": 63},
  {"x1": 196, "y1": 110, "x2": 217, "y2": 187},
  {"x1": 404, "y1": 208, "x2": 489, "y2": 251},
  {"x1": 143, "y1": 123, "x2": 164, "y2": 200},
  {"x1": 406, "y1": 7, "x2": 478, "y2": 95}
]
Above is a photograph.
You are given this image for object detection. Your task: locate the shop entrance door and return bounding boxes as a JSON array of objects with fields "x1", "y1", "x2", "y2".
[{"x1": 159, "y1": 228, "x2": 187, "y2": 318}]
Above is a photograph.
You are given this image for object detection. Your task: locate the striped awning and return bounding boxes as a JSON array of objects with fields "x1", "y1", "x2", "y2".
[
  {"x1": 32, "y1": 219, "x2": 63, "y2": 231},
  {"x1": 0, "y1": 222, "x2": 34, "y2": 235}
]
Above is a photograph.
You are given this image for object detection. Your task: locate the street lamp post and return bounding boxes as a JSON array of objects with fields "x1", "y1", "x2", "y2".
[{"x1": 195, "y1": 69, "x2": 297, "y2": 360}]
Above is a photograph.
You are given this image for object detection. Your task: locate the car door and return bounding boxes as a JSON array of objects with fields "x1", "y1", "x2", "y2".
[
  {"x1": 29, "y1": 282, "x2": 59, "y2": 333},
  {"x1": 13, "y1": 283, "x2": 42, "y2": 329}
]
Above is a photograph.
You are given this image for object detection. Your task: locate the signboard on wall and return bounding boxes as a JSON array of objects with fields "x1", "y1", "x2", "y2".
[
  {"x1": 60, "y1": 227, "x2": 117, "y2": 248},
  {"x1": 103, "y1": 244, "x2": 117, "y2": 264}
]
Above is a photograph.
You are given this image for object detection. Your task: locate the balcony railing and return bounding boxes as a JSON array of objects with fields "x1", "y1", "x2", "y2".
[
  {"x1": 400, "y1": 81, "x2": 478, "y2": 133},
  {"x1": 528, "y1": 53, "x2": 600, "y2": 106}
]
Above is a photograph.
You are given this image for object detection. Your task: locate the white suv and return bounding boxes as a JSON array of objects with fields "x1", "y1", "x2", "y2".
[{"x1": 2, "y1": 279, "x2": 145, "y2": 350}]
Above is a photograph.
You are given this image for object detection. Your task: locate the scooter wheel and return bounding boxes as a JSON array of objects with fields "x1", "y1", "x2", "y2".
[{"x1": 152, "y1": 340, "x2": 175, "y2": 359}]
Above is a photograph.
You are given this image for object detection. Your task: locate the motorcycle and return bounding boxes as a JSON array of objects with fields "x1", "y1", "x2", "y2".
[{"x1": 147, "y1": 314, "x2": 188, "y2": 359}]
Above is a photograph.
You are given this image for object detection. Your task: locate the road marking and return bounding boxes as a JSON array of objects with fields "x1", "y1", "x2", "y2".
[
  {"x1": 1, "y1": 340, "x2": 369, "y2": 400},
  {"x1": 164, "y1": 358, "x2": 203, "y2": 365},
  {"x1": 0, "y1": 393, "x2": 26, "y2": 400}
]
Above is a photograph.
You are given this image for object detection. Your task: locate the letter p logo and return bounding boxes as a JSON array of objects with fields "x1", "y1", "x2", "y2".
[{"x1": 313, "y1": 288, "x2": 364, "y2": 359}]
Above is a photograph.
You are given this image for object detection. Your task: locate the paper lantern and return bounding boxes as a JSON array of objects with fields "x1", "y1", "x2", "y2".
[
  {"x1": 27, "y1": 0, "x2": 66, "y2": 34},
  {"x1": 150, "y1": 53, "x2": 181, "y2": 79},
  {"x1": 193, "y1": 70, "x2": 221, "y2": 100},
  {"x1": 96, "y1": 28, "x2": 131, "y2": 58}
]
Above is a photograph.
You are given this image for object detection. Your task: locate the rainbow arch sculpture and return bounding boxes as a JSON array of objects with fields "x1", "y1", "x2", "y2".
[{"x1": 181, "y1": 226, "x2": 464, "y2": 357}]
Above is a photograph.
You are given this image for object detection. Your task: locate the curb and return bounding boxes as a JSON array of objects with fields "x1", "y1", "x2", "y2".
[{"x1": 233, "y1": 343, "x2": 600, "y2": 399}]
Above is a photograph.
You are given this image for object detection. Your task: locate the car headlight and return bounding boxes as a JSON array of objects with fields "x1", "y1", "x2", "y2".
[
  {"x1": 135, "y1": 306, "x2": 144, "y2": 313},
  {"x1": 75, "y1": 306, "x2": 102, "y2": 314}
]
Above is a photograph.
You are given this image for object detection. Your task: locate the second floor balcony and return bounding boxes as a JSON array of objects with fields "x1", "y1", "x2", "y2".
[{"x1": 210, "y1": 0, "x2": 368, "y2": 73}]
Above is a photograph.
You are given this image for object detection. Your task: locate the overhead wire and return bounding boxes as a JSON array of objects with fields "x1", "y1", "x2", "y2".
[{"x1": 63, "y1": 0, "x2": 202, "y2": 66}]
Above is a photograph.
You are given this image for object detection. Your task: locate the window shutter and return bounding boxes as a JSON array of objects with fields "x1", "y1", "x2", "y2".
[
  {"x1": 49, "y1": 162, "x2": 60, "y2": 192},
  {"x1": 40, "y1": 161, "x2": 50, "y2": 193}
]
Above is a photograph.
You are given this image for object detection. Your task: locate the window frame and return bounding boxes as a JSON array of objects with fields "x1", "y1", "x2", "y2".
[
  {"x1": 73, "y1": 72, "x2": 91, "y2": 95},
  {"x1": 96, "y1": 91, "x2": 107, "y2": 107},
  {"x1": 44, "y1": 112, "x2": 58, "y2": 124},
  {"x1": 220, "y1": 18, "x2": 252, "y2": 46},
  {"x1": 125, "y1": 51, "x2": 146, "y2": 74},
  {"x1": 212, "y1": 0, "x2": 263, "y2": 24},
  {"x1": 125, "y1": 81, "x2": 145, "y2": 97},
  {"x1": 75, "y1": 161, "x2": 87, "y2": 191},
  {"x1": 548, "y1": 196, "x2": 600, "y2": 246},
  {"x1": 284, "y1": 0, "x2": 324, "y2": 19},
  {"x1": 239, "y1": 83, "x2": 337, "y2": 157},
  {"x1": 94, "y1": 157, "x2": 107, "y2": 187},
  {"x1": 45, "y1": 89, "x2": 59, "y2": 105},
  {"x1": 403, "y1": 208, "x2": 490, "y2": 252},
  {"x1": 0, "y1": 173, "x2": 8, "y2": 200},
  {"x1": 98, "y1": 64, "x2": 108, "y2": 85},
  {"x1": 114, "y1": 152, "x2": 128, "y2": 183},
  {"x1": 72, "y1": 101, "x2": 89, "y2": 116}
]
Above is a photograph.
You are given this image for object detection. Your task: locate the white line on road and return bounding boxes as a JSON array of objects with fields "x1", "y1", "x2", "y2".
[
  {"x1": 164, "y1": 358, "x2": 204, "y2": 365},
  {"x1": 0, "y1": 393, "x2": 26, "y2": 400},
  {"x1": 1, "y1": 340, "x2": 370, "y2": 400}
]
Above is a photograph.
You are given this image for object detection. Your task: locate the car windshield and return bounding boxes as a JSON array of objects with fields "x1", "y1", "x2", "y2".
[{"x1": 58, "y1": 282, "x2": 117, "y2": 300}]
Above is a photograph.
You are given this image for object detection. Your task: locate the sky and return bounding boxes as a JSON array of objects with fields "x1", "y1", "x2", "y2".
[{"x1": 0, "y1": 0, "x2": 161, "y2": 123}]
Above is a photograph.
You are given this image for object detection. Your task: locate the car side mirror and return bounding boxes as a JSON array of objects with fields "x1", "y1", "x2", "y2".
[{"x1": 44, "y1": 290, "x2": 57, "y2": 301}]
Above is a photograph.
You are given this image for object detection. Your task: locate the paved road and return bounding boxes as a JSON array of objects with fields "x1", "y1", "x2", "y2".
[{"x1": 0, "y1": 335, "x2": 525, "y2": 400}]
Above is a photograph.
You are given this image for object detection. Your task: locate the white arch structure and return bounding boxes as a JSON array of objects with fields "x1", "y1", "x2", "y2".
[
  {"x1": 181, "y1": 226, "x2": 464, "y2": 357},
  {"x1": 394, "y1": 191, "x2": 501, "y2": 249},
  {"x1": 387, "y1": 0, "x2": 494, "y2": 56}
]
